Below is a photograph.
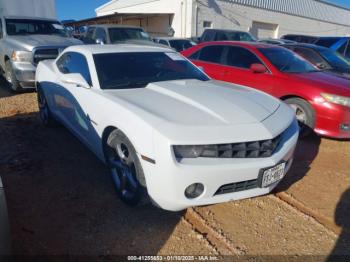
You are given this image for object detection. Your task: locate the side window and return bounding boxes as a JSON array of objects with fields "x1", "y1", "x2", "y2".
[
  {"x1": 215, "y1": 32, "x2": 228, "y2": 41},
  {"x1": 189, "y1": 50, "x2": 201, "y2": 60},
  {"x1": 293, "y1": 48, "x2": 325, "y2": 65},
  {"x1": 84, "y1": 27, "x2": 95, "y2": 43},
  {"x1": 56, "y1": 52, "x2": 92, "y2": 86},
  {"x1": 95, "y1": 28, "x2": 107, "y2": 42},
  {"x1": 225, "y1": 46, "x2": 261, "y2": 69},
  {"x1": 198, "y1": 45, "x2": 225, "y2": 64},
  {"x1": 338, "y1": 41, "x2": 347, "y2": 55},
  {"x1": 202, "y1": 30, "x2": 214, "y2": 42},
  {"x1": 159, "y1": 39, "x2": 169, "y2": 46}
]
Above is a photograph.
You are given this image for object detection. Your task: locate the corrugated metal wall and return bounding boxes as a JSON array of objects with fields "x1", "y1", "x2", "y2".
[{"x1": 221, "y1": 0, "x2": 350, "y2": 26}]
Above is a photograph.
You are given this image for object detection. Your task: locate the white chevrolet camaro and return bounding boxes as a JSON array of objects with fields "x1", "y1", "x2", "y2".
[{"x1": 35, "y1": 45, "x2": 299, "y2": 211}]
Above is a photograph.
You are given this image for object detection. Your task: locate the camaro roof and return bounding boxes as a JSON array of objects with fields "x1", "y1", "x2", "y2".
[
  {"x1": 199, "y1": 41, "x2": 278, "y2": 49},
  {"x1": 65, "y1": 44, "x2": 176, "y2": 54}
]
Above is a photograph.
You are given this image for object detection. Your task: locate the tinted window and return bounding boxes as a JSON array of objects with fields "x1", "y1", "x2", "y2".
[
  {"x1": 5, "y1": 19, "x2": 67, "y2": 37},
  {"x1": 108, "y1": 28, "x2": 150, "y2": 43},
  {"x1": 338, "y1": 41, "x2": 348, "y2": 55},
  {"x1": 202, "y1": 30, "x2": 215, "y2": 42},
  {"x1": 169, "y1": 40, "x2": 195, "y2": 52},
  {"x1": 159, "y1": 39, "x2": 169, "y2": 46},
  {"x1": 95, "y1": 28, "x2": 107, "y2": 42},
  {"x1": 320, "y1": 49, "x2": 350, "y2": 69},
  {"x1": 93, "y1": 52, "x2": 209, "y2": 90},
  {"x1": 225, "y1": 46, "x2": 260, "y2": 69},
  {"x1": 215, "y1": 31, "x2": 255, "y2": 42},
  {"x1": 198, "y1": 45, "x2": 225, "y2": 64},
  {"x1": 258, "y1": 47, "x2": 318, "y2": 73},
  {"x1": 315, "y1": 38, "x2": 340, "y2": 48},
  {"x1": 293, "y1": 47, "x2": 327, "y2": 67},
  {"x1": 57, "y1": 52, "x2": 92, "y2": 85},
  {"x1": 84, "y1": 27, "x2": 95, "y2": 43}
]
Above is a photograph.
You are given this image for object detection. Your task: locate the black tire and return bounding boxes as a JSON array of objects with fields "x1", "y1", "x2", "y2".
[
  {"x1": 104, "y1": 129, "x2": 147, "y2": 206},
  {"x1": 37, "y1": 86, "x2": 56, "y2": 127},
  {"x1": 5, "y1": 60, "x2": 22, "y2": 92},
  {"x1": 285, "y1": 97, "x2": 315, "y2": 137}
]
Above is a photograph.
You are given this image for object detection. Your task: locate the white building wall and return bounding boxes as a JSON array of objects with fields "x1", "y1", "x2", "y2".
[
  {"x1": 96, "y1": 0, "x2": 350, "y2": 38},
  {"x1": 96, "y1": 0, "x2": 194, "y2": 37},
  {"x1": 195, "y1": 0, "x2": 350, "y2": 38}
]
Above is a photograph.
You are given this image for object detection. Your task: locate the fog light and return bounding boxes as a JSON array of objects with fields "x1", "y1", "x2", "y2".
[
  {"x1": 185, "y1": 183, "x2": 204, "y2": 199},
  {"x1": 340, "y1": 124, "x2": 350, "y2": 132}
]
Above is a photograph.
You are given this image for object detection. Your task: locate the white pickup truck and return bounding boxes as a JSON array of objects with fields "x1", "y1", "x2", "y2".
[{"x1": 0, "y1": 0, "x2": 82, "y2": 92}]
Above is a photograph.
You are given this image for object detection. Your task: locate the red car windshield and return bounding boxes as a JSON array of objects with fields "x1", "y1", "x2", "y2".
[{"x1": 258, "y1": 47, "x2": 319, "y2": 73}]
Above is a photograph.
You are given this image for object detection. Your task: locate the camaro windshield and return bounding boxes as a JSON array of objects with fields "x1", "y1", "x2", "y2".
[
  {"x1": 258, "y1": 47, "x2": 319, "y2": 73},
  {"x1": 94, "y1": 52, "x2": 210, "y2": 90},
  {"x1": 5, "y1": 19, "x2": 67, "y2": 37}
]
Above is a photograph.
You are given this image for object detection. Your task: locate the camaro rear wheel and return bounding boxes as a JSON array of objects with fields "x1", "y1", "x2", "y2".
[
  {"x1": 285, "y1": 98, "x2": 315, "y2": 137},
  {"x1": 37, "y1": 87, "x2": 56, "y2": 127},
  {"x1": 105, "y1": 130, "x2": 147, "y2": 206},
  {"x1": 5, "y1": 60, "x2": 22, "y2": 92}
]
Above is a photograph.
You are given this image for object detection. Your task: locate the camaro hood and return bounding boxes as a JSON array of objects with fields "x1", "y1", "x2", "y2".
[
  {"x1": 104, "y1": 79, "x2": 280, "y2": 126},
  {"x1": 6, "y1": 35, "x2": 82, "y2": 51}
]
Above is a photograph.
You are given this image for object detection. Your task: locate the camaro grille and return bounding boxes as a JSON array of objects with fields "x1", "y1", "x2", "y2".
[
  {"x1": 33, "y1": 48, "x2": 60, "y2": 65},
  {"x1": 215, "y1": 179, "x2": 259, "y2": 195},
  {"x1": 202, "y1": 135, "x2": 282, "y2": 158}
]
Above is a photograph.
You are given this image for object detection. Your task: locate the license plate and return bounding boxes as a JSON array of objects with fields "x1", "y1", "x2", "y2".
[{"x1": 260, "y1": 162, "x2": 286, "y2": 188}]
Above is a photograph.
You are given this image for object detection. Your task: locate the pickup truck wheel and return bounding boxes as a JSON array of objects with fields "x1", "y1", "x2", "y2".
[
  {"x1": 105, "y1": 130, "x2": 147, "y2": 206},
  {"x1": 37, "y1": 87, "x2": 56, "y2": 127},
  {"x1": 285, "y1": 98, "x2": 315, "y2": 137},
  {"x1": 5, "y1": 60, "x2": 22, "y2": 92}
]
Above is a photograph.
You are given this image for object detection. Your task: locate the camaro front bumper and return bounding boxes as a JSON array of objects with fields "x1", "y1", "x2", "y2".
[{"x1": 142, "y1": 119, "x2": 299, "y2": 212}]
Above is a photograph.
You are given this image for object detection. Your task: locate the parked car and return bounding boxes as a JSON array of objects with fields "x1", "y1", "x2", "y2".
[
  {"x1": 283, "y1": 43, "x2": 350, "y2": 78},
  {"x1": 199, "y1": 29, "x2": 256, "y2": 43},
  {"x1": 313, "y1": 37, "x2": 350, "y2": 59},
  {"x1": 258, "y1": 39, "x2": 297, "y2": 45},
  {"x1": 35, "y1": 45, "x2": 299, "y2": 211},
  {"x1": 182, "y1": 42, "x2": 350, "y2": 139},
  {"x1": 282, "y1": 35, "x2": 350, "y2": 59},
  {"x1": 83, "y1": 25, "x2": 155, "y2": 46},
  {"x1": 153, "y1": 37, "x2": 197, "y2": 52},
  {"x1": 0, "y1": 0, "x2": 82, "y2": 92},
  {"x1": 281, "y1": 34, "x2": 319, "y2": 44}
]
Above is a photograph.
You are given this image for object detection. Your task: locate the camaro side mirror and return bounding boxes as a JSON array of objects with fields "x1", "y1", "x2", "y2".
[
  {"x1": 250, "y1": 63, "x2": 267, "y2": 74},
  {"x1": 61, "y1": 73, "x2": 90, "y2": 89}
]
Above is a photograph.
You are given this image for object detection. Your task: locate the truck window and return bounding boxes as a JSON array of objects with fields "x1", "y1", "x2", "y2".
[
  {"x1": 57, "y1": 52, "x2": 92, "y2": 86},
  {"x1": 95, "y1": 28, "x2": 107, "y2": 43}
]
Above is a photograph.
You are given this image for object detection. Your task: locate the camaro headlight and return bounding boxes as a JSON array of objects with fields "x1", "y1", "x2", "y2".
[
  {"x1": 321, "y1": 93, "x2": 350, "y2": 107},
  {"x1": 173, "y1": 145, "x2": 205, "y2": 158},
  {"x1": 11, "y1": 51, "x2": 32, "y2": 62}
]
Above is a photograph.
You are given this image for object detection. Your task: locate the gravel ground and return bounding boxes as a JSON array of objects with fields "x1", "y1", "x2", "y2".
[{"x1": 0, "y1": 78, "x2": 349, "y2": 258}]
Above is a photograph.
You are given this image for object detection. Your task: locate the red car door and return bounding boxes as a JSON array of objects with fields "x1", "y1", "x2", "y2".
[{"x1": 221, "y1": 46, "x2": 276, "y2": 95}]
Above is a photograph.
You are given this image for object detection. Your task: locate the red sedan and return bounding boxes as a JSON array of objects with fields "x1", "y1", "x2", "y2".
[{"x1": 182, "y1": 41, "x2": 350, "y2": 139}]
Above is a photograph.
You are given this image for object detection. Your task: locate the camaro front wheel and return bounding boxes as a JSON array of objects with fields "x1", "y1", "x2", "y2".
[
  {"x1": 105, "y1": 130, "x2": 147, "y2": 206},
  {"x1": 37, "y1": 87, "x2": 56, "y2": 127}
]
